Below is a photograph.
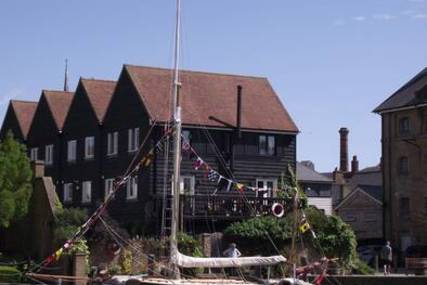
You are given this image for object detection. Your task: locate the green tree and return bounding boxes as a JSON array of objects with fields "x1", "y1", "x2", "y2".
[
  {"x1": 224, "y1": 207, "x2": 358, "y2": 268},
  {"x1": 0, "y1": 132, "x2": 33, "y2": 228}
]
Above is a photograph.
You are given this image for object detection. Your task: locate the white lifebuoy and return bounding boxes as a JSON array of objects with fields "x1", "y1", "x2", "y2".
[{"x1": 271, "y1": 202, "x2": 285, "y2": 218}]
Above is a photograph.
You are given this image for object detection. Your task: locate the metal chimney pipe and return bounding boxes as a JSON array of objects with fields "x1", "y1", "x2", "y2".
[{"x1": 237, "y1": 85, "x2": 242, "y2": 139}]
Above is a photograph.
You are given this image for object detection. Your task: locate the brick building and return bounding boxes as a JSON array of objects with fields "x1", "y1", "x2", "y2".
[{"x1": 374, "y1": 67, "x2": 427, "y2": 251}]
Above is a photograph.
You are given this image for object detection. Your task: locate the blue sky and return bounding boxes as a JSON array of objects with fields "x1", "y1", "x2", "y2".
[{"x1": 1, "y1": 0, "x2": 426, "y2": 172}]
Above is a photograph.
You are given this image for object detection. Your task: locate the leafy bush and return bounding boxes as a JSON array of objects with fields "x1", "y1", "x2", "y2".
[
  {"x1": 0, "y1": 132, "x2": 33, "y2": 228},
  {"x1": 0, "y1": 265, "x2": 22, "y2": 283},
  {"x1": 224, "y1": 207, "x2": 359, "y2": 270},
  {"x1": 53, "y1": 207, "x2": 88, "y2": 247}
]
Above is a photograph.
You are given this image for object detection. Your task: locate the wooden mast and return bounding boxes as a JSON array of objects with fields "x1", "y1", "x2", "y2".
[{"x1": 170, "y1": 0, "x2": 182, "y2": 280}]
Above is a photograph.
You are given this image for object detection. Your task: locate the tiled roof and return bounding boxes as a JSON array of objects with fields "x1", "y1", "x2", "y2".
[
  {"x1": 125, "y1": 65, "x2": 298, "y2": 133},
  {"x1": 10, "y1": 100, "x2": 37, "y2": 139},
  {"x1": 297, "y1": 162, "x2": 332, "y2": 183},
  {"x1": 81, "y1": 78, "x2": 116, "y2": 123},
  {"x1": 374, "y1": 67, "x2": 427, "y2": 113},
  {"x1": 43, "y1": 90, "x2": 74, "y2": 131}
]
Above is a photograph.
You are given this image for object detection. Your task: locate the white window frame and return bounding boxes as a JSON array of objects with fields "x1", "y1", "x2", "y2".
[
  {"x1": 259, "y1": 135, "x2": 275, "y2": 156},
  {"x1": 82, "y1": 181, "x2": 92, "y2": 204},
  {"x1": 67, "y1": 140, "x2": 77, "y2": 162},
  {"x1": 180, "y1": 175, "x2": 195, "y2": 195},
  {"x1": 30, "y1": 147, "x2": 39, "y2": 161},
  {"x1": 107, "y1": 132, "x2": 118, "y2": 156},
  {"x1": 128, "y1": 128, "x2": 140, "y2": 152},
  {"x1": 63, "y1": 183, "x2": 73, "y2": 203},
  {"x1": 104, "y1": 178, "x2": 115, "y2": 200},
  {"x1": 255, "y1": 178, "x2": 278, "y2": 198},
  {"x1": 45, "y1": 144, "x2": 54, "y2": 165},
  {"x1": 126, "y1": 176, "x2": 138, "y2": 200},
  {"x1": 84, "y1": 136, "x2": 95, "y2": 159}
]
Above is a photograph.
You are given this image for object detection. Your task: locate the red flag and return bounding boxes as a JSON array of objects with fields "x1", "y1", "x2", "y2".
[{"x1": 314, "y1": 273, "x2": 325, "y2": 285}]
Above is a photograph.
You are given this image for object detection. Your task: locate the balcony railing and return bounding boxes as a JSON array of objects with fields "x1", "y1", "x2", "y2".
[{"x1": 178, "y1": 194, "x2": 286, "y2": 219}]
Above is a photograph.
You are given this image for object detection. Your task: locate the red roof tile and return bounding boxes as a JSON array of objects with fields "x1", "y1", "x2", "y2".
[
  {"x1": 43, "y1": 90, "x2": 74, "y2": 130},
  {"x1": 81, "y1": 78, "x2": 116, "y2": 123},
  {"x1": 10, "y1": 100, "x2": 37, "y2": 139},
  {"x1": 125, "y1": 65, "x2": 298, "y2": 133}
]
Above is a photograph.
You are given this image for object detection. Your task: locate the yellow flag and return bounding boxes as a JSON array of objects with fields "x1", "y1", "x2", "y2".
[
  {"x1": 299, "y1": 222, "x2": 310, "y2": 233},
  {"x1": 55, "y1": 248, "x2": 63, "y2": 261}
]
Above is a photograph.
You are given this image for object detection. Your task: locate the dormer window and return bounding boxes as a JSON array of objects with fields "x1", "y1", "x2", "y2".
[{"x1": 399, "y1": 117, "x2": 410, "y2": 135}]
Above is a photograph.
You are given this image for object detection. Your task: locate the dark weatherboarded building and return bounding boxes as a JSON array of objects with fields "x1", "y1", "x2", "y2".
[{"x1": 1, "y1": 64, "x2": 299, "y2": 236}]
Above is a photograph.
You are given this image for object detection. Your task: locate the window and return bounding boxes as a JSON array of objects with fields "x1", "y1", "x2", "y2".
[
  {"x1": 256, "y1": 178, "x2": 277, "y2": 198},
  {"x1": 82, "y1": 181, "x2": 92, "y2": 203},
  {"x1": 63, "y1": 183, "x2": 73, "y2": 203},
  {"x1": 398, "y1": 156, "x2": 409, "y2": 175},
  {"x1": 400, "y1": 197, "x2": 410, "y2": 218},
  {"x1": 180, "y1": 175, "x2": 195, "y2": 214},
  {"x1": 182, "y1": 130, "x2": 191, "y2": 144},
  {"x1": 128, "y1": 128, "x2": 140, "y2": 152},
  {"x1": 104, "y1": 178, "x2": 115, "y2": 200},
  {"x1": 107, "y1": 132, "x2": 118, "y2": 156},
  {"x1": 399, "y1": 117, "x2": 410, "y2": 135},
  {"x1": 259, "y1": 135, "x2": 275, "y2": 155},
  {"x1": 67, "y1": 140, "x2": 77, "y2": 162},
  {"x1": 30, "y1": 147, "x2": 38, "y2": 161},
  {"x1": 126, "y1": 176, "x2": 138, "y2": 200},
  {"x1": 180, "y1": 175, "x2": 195, "y2": 195},
  {"x1": 85, "y1": 136, "x2": 95, "y2": 159},
  {"x1": 45, "y1": 145, "x2": 53, "y2": 165}
]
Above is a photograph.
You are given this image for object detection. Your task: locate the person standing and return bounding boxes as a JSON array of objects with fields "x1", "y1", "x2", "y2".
[
  {"x1": 381, "y1": 241, "x2": 393, "y2": 275},
  {"x1": 223, "y1": 243, "x2": 242, "y2": 258},
  {"x1": 223, "y1": 243, "x2": 241, "y2": 276}
]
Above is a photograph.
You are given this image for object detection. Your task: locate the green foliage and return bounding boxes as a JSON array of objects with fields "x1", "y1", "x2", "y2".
[
  {"x1": 0, "y1": 132, "x2": 33, "y2": 228},
  {"x1": 0, "y1": 265, "x2": 22, "y2": 283},
  {"x1": 305, "y1": 207, "x2": 357, "y2": 265},
  {"x1": 351, "y1": 258, "x2": 375, "y2": 275},
  {"x1": 177, "y1": 232, "x2": 203, "y2": 257},
  {"x1": 118, "y1": 249, "x2": 133, "y2": 274},
  {"x1": 53, "y1": 207, "x2": 88, "y2": 247},
  {"x1": 224, "y1": 207, "x2": 358, "y2": 268}
]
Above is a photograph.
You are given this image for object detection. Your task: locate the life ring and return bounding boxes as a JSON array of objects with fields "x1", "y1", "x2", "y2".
[{"x1": 271, "y1": 203, "x2": 285, "y2": 218}]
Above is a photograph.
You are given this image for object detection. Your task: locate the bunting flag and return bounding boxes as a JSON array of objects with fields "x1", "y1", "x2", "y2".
[
  {"x1": 299, "y1": 221, "x2": 311, "y2": 233},
  {"x1": 236, "y1": 183, "x2": 245, "y2": 192},
  {"x1": 141, "y1": 150, "x2": 155, "y2": 167},
  {"x1": 182, "y1": 141, "x2": 191, "y2": 152},
  {"x1": 193, "y1": 158, "x2": 204, "y2": 170},
  {"x1": 54, "y1": 248, "x2": 63, "y2": 261},
  {"x1": 207, "y1": 169, "x2": 219, "y2": 182}
]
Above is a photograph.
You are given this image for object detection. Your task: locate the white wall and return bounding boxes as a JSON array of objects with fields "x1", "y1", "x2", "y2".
[{"x1": 307, "y1": 197, "x2": 333, "y2": 215}]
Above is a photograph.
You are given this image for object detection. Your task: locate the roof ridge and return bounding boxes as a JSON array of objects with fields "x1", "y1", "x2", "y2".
[
  {"x1": 124, "y1": 64, "x2": 268, "y2": 80},
  {"x1": 42, "y1": 89, "x2": 74, "y2": 94},
  {"x1": 80, "y1": 77, "x2": 117, "y2": 83},
  {"x1": 11, "y1": 99, "x2": 37, "y2": 104}
]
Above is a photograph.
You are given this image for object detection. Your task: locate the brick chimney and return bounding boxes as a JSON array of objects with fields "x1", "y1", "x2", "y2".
[
  {"x1": 339, "y1": 127, "x2": 349, "y2": 172},
  {"x1": 32, "y1": 160, "x2": 45, "y2": 178},
  {"x1": 351, "y1": 155, "x2": 359, "y2": 174}
]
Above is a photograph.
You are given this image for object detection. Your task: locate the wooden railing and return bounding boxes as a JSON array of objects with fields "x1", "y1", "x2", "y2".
[{"x1": 179, "y1": 194, "x2": 287, "y2": 219}]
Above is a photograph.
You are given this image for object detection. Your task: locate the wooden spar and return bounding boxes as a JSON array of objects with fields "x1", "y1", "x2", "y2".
[{"x1": 170, "y1": 0, "x2": 182, "y2": 280}]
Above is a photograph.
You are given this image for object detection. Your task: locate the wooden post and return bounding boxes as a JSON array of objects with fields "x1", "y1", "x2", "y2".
[{"x1": 73, "y1": 252, "x2": 87, "y2": 285}]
